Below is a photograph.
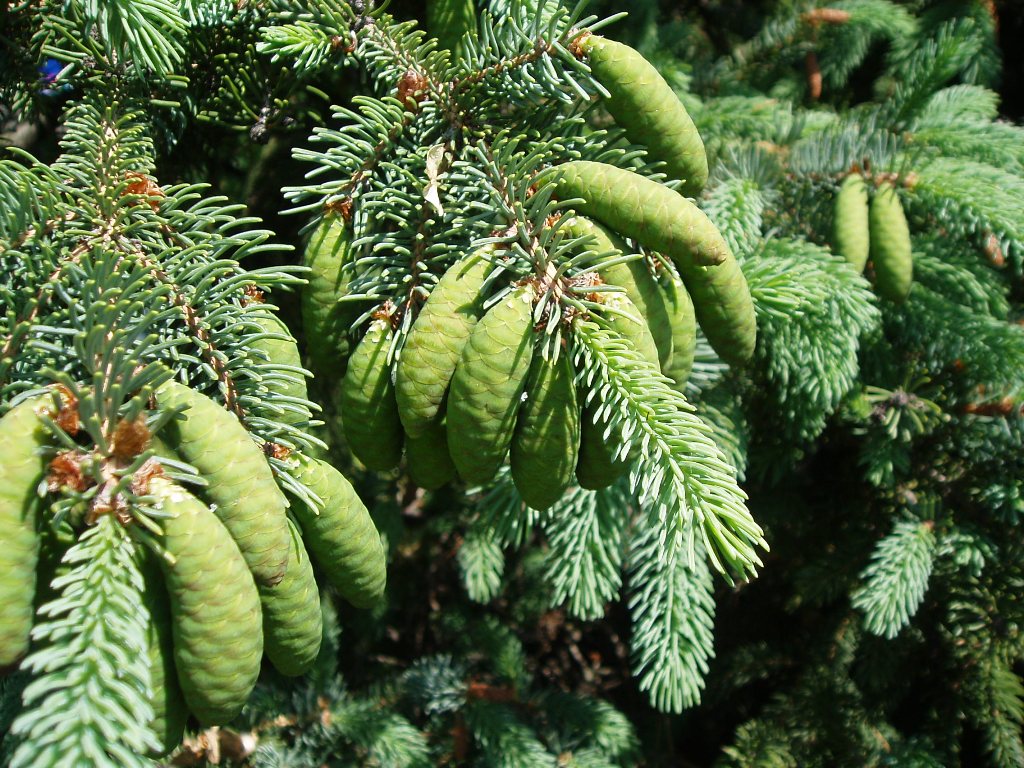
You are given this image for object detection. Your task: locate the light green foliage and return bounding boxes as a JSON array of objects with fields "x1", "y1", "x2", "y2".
[
  {"x1": 581, "y1": 35, "x2": 708, "y2": 195},
  {"x1": 977, "y1": 657, "x2": 1024, "y2": 767},
  {"x1": 852, "y1": 518, "x2": 937, "y2": 639},
  {"x1": 291, "y1": 456, "x2": 386, "y2": 609},
  {"x1": 0, "y1": 394, "x2": 51, "y2": 666},
  {"x1": 912, "y1": 110, "x2": 1024, "y2": 174},
  {"x1": 396, "y1": 253, "x2": 491, "y2": 438},
  {"x1": 258, "y1": 520, "x2": 323, "y2": 677},
  {"x1": 7, "y1": 0, "x2": 1024, "y2": 762},
  {"x1": 465, "y1": 701, "x2": 556, "y2": 767},
  {"x1": 579, "y1": 290, "x2": 660, "y2": 487},
  {"x1": 695, "y1": 96, "x2": 799, "y2": 156},
  {"x1": 151, "y1": 476, "x2": 263, "y2": 725},
  {"x1": 888, "y1": 17, "x2": 993, "y2": 120},
  {"x1": 510, "y1": 351, "x2": 580, "y2": 510},
  {"x1": 917, "y1": 84, "x2": 999, "y2": 124},
  {"x1": 156, "y1": 379, "x2": 291, "y2": 586},
  {"x1": 541, "y1": 484, "x2": 628, "y2": 620},
  {"x1": 457, "y1": 529, "x2": 505, "y2": 604},
  {"x1": 699, "y1": 386, "x2": 750, "y2": 482},
  {"x1": 833, "y1": 174, "x2": 870, "y2": 271},
  {"x1": 51, "y1": 0, "x2": 187, "y2": 78},
  {"x1": 698, "y1": 173, "x2": 770, "y2": 259},
  {"x1": 571, "y1": 320, "x2": 764, "y2": 578},
  {"x1": 11, "y1": 516, "x2": 158, "y2": 767},
  {"x1": 340, "y1": 317, "x2": 404, "y2": 471},
  {"x1": 628, "y1": 526, "x2": 716, "y2": 713},
  {"x1": 448, "y1": 285, "x2": 536, "y2": 487},
  {"x1": 911, "y1": 236, "x2": 1009, "y2": 319},
  {"x1": 908, "y1": 157, "x2": 1024, "y2": 275},
  {"x1": 329, "y1": 699, "x2": 432, "y2": 768},
  {"x1": 257, "y1": 20, "x2": 339, "y2": 73},
  {"x1": 888, "y1": 286, "x2": 1024, "y2": 399},
  {"x1": 869, "y1": 182, "x2": 914, "y2": 302},
  {"x1": 746, "y1": 238, "x2": 880, "y2": 447}
]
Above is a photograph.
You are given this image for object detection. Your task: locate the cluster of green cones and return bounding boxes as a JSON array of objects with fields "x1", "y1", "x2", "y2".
[
  {"x1": 302, "y1": 35, "x2": 762, "y2": 510},
  {"x1": 0, "y1": 369, "x2": 386, "y2": 757},
  {"x1": 833, "y1": 172, "x2": 914, "y2": 301}
]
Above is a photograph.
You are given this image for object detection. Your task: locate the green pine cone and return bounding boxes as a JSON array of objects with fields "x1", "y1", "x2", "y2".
[
  {"x1": 151, "y1": 476, "x2": 263, "y2": 726},
  {"x1": 0, "y1": 394, "x2": 53, "y2": 667},
  {"x1": 426, "y1": 0, "x2": 476, "y2": 55},
  {"x1": 396, "y1": 252, "x2": 492, "y2": 438},
  {"x1": 301, "y1": 211, "x2": 361, "y2": 375},
  {"x1": 563, "y1": 216, "x2": 673, "y2": 369},
  {"x1": 546, "y1": 161, "x2": 729, "y2": 267},
  {"x1": 155, "y1": 379, "x2": 291, "y2": 586},
  {"x1": 574, "y1": 293, "x2": 656, "y2": 490},
  {"x1": 138, "y1": 551, "x2": 188, "y2": 757},
  {"x1": 576, "y1": 406, "x2": 629, "y2": 491},
  {"x1": 676, "y1": 247, "x2": 757, "y2": 367},
  {"x1": 340, "y1": 317, "x2": 404, "y2": 471},
  {"x1": 579, "y1": 35, "x2": 708, "y2": 196},
  {"x1": 660, "y1": 270, "x2": 697, "y2": 391},
  {"x1": 406, "y1": 419, "x2": 456, "y2": 490},
  {"x1": 247, "y1": 308, "x2": 309, "y2": 428},
  {"x1": 510, "y1": 351, "x2": 580, "y2": 510},
  {"x1": 546, "y1": 161, "x2": 755, "y2": 365},
  {"x1": 833, "y1": 174, "x2": 870, "y2": 272},
  {"x1": 291, "y1": 456, "x2": 386, "y2": 609},
  {"x1": 447, "y1": 285, "x2": 537, "y2": 486},
  {"x1": 869, "y1": 182, "x2": 913, "y2": 303},
  {"x1": 258, "y1": 519, "x2": 323, "y2": 677},
  {"x1": 603, "y1": 291, "x2": 661, "y2": 368}
]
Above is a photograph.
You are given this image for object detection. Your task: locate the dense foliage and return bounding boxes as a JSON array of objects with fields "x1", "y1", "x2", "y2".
[{"x1": 1, "y1": 1, "x2": 1022, "y2": 766}]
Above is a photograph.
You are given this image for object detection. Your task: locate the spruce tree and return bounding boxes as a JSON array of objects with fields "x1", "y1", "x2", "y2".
[{"x1": 1, "y1": 1, "x2": 1022, "y2": 767}]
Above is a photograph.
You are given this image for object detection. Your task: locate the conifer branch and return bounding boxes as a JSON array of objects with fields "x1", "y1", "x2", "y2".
[
  {"x1": 570, "y1": 319, "x2": 765, "y2": 579},
  {"x1": 10, "y1": 516, "x2": 157, "y2": 766}
]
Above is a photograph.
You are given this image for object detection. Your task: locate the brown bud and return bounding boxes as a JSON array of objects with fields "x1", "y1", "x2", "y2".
[
  {"x1": 111, "y1": 415, "x2": 151, "y2": 461},
  {"x1": 124, "y1": 172, "x2": 164, "y2": 210},
  {"x1": 47, "y1": 450, "x2": 89, "y2": 493},
  {"x1": 130, "y1": 457, "x2": 165, "y2": 496},
  {"x1": 803, "y1": 8, "x2": 852, "y2": 25},
  {"x1": 984, "y1": 233, "x2": 1005, "y2": 268},
  {"x1": 53, "y1": 385, "x2": 80, "y2": 436},
  {"x1": 261, "y1": 441, "x2": 291, "y2": 460},
  {"x1": 397, "y1": 69, "x2": 429, "y2": 109},
  {"x1": 325, "y1": 197, "x2": 353, "y2": 222},
  {"x1": 465, "y1": 681, "x2": 517, "y2": 702},
  {"x1": 806, "y1": 51, "x2": 822, "y2": 100},
  {"x1": 568, "y1": 31, "x2": 592, "y2": 59},
  {"x1": 241, "y1": 284, "x2": 266, "y2": 305}
]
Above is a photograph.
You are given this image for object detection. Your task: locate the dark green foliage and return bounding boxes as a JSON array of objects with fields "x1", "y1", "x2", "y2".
[{"x1": 3, "y1": 1, "x2": 1024, "y2": 767}]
